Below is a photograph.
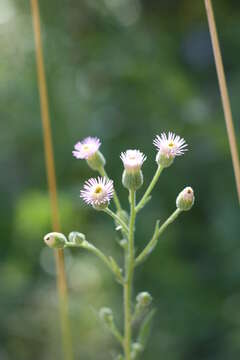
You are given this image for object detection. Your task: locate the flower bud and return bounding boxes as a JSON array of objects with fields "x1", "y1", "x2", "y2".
[
  {"x1": 120, "y1": 150, "x2": 146, "y2": 191},
  {"x1": 176, "y1": 186, "x2": 194, "y2": 211},
  {"x1": 68, "y1": 231, "x2": 86, "y2": 245},
  {"x1": 44, "y1": 232, "x2": 67, "y2": 249},
  {"x1": 99, "y1": 307, "x2": 113, "y2": 326},
  {"x1": 87, "y1": 151, "x2": 106, "y2": 171},
  {"x1": 122, "y1": 170, "x2": 143, "y2": 191},
  {"x1": 131, "y1": 343, "x2": 143, "y2": 359},
  {"x1": 119, "y1": 238, "x2": 128, "y2": 249},
  {"x1": 136, "y1": 292, "x2": 152, "y2": 308}
]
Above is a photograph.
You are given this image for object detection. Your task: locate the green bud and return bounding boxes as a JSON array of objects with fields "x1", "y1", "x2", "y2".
[
  {"x1": 136, "y1": 292, "x2": 152, "y2": 308},
  {"x1": 131, "y1": 342, "x2": 143, "y2": 359},
  {"x1": 99, "y1": 307, "x2": 113, "y2": 326},
  {"x1": 156, "y1": 151, "x2": 174, "y2": 168},
  {"x1": 119, "y1": 238, "x2": 128, "y2": 249},
  {"x1": 176, "y1": 186, "x2": 195, "y2": 211},
  {"x1": 68, "y1": 231, "x2": 86, "y2": 245},
  {"x1": 44, "y1": 232, "x2": 67, "y2": 249},
  {"x1": 122, "y1": 169, "x2": 143, "y2": 191},
  {"x1": 86, "y1": 151, "x2": 106, "y2": 171}
]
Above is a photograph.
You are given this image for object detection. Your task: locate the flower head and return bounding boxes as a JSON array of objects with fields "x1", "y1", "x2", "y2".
[
  {"x1": 153, "y1": 132, "x2": 187, "y2": 167},
  {"x1": 154, "y1": 132, "x2": 187, "y2": 157},
  {"x1": 120, "y1": 150, "x2": 146, "y2": 173},
  {"x1": 73, "y1": 137, "x2": 101, "y2": 160},
  {"x1": 80, "y1": 177, "x2": 114, "y2": 209}
]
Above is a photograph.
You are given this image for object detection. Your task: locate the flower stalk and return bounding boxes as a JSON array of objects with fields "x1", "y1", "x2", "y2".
[
  {"x1": 135, "y1": 165, "x2": 163, "y2": 213},
  {"x1": 124, "y1": 190, "x2": 136, "y2": 360}
]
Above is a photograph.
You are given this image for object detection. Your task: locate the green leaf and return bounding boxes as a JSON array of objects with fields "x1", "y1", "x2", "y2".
[{"x1": 137, "y1": 308, "x2": 156, "y2": 348}]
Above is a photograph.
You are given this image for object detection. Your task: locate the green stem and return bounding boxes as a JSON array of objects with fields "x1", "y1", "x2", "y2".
[
  {"x1": 99, "y1": 167, "x2": 122, "y2": 212},
  {"x1": 135, "y1": 165, "x2": 163, "y2": 213},
  {"x1": 110, "y1": 323, "x2": 124, "y2": 346},
  {"x1": 104, "y1": 208, "x2": 129, "y2": 236},
  {"x1": 124, "y1": 190, "x2": 136, "y2": 360},
  {"x1": 66, "y1": 241, "x2": 123, "y2": 283},
  {"x1": 135, "y1": 208, "x2": 182, "y2": 266}
]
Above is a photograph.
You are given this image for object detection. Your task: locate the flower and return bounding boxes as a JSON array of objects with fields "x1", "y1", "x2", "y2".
[
  {"x1": 176, "y1": 186, "x2": 195, "y2": 211},
  {"x1": 153, "y1": 132, "x2": 187, "y2": 157},
  {"x1": 80, "y1": 177, "x2": 114, "y2": 209},
  {"x1": 153, "y1": 132, "x2": 188, "y2": 167},
  {"x1": 120, "y1": 150, "x2": 146, "y2": 173},
  {"x1": 72, "y1": 137, "x2": 101, "y2": 160}
]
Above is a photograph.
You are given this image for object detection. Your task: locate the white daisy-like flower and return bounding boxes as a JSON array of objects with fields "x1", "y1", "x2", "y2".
[
  {"x1": 153, "y1": 132, "x2": 188, "y2": 158},
  {"x1": 80, "y1": 177, "x2": 114, "y2": 208},
  {"x1": 120, "y1": 149, "x2": 146, "y2": 173},
  {"x1": 72, "y1": 137, "x2": 101, "y2": 159}
]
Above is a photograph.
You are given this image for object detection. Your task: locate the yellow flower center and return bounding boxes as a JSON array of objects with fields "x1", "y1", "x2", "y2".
[
  {"x1": 94, "y1": 186, "x2": 103, "y2": 194},
  {"x1": 168, "y1": 142, "x2": 174, "y2": 148},
  {"x1": 83, "y1": 144, "x2": 90, "y2": 151}
]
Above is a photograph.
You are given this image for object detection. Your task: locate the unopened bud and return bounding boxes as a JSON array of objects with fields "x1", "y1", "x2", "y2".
[
  {"x1": 68, "y1": 231, "x2": 86, "y2": 245},
  {"x1": 136, "y1": 292, "x2": 152, "y2": 308},
  {"x1": 131, "y1": 343, "x2": 143, "y2": 359},
  {"x1": 99, "y1": 307, "x2": 113, "y2": 326},
  {"x1": 119, "y1": 238, "x2": 128, "y2": 249},
  {"x1": 176, "y1": 186, "x2": 194, "y2": 211},
  {"x1": 44, "y1": 232, "x2": 67, "y2": 249}
]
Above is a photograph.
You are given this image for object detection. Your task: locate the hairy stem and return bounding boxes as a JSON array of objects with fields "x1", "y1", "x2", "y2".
[
  {"x1": 135, "y1": 165, "x2": 163, "y2": 213},
  {"x1": 66, "y1": 241, "x2": 123, "y2": 283},
  {"x1": 104, "y1": 208, "x2": 129, "y2": 236},
  {"x1": 99, "y1": 167, "x2": 122, "y2": 211},
  {"x1": 135, "y1": 208, "x2": 181, "y2": 266},
  {"x1": 124, "y1": 190, "x2": 136, "y2": 360}
]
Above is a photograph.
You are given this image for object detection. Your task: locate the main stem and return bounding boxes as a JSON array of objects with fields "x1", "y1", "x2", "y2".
[{"x1": 124, "y1": 190, "x2": 136, "y2": 360}]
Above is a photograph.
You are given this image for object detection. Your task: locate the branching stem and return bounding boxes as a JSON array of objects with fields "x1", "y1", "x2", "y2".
[
  {"x1": 104, "y1": 208, "x2": 129, "y2": 236},
  {"x1": 135, "y1": 165, "x2": 163, "y2": 213},
  {"x1": 135, "y1": 208, "x2": 182, "y2": 266}
]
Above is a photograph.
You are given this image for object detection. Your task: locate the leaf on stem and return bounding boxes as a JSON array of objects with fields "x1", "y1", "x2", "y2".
[
  {"x1": 137, "y1": 308, "x2": 156, "y2": 349},
  {"x1": 109, "y1": 256, "x2": 123, "y2": 284}
]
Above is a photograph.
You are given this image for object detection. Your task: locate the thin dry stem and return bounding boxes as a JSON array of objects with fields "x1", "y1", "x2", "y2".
[
  {"x1": 30, "y1": 1, "x2": 73, "y2": 359},
  {"x1": 204, "y1": 0, "x2": 240, "y2": 204}
]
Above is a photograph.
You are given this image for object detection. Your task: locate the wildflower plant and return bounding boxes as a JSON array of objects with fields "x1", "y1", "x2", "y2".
[{"x1": 44, "y1": 132, "x2": 195, "y2": 360}]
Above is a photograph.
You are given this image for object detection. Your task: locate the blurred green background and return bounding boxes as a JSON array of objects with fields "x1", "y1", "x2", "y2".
[{"x1": 0, "y1": 0, "x2": 240, "y2": 359}]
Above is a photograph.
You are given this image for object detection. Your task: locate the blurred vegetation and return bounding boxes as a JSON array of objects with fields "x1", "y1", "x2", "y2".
[{"x1": 0, "y1": 0, "x2": 240, "y2": 359}]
